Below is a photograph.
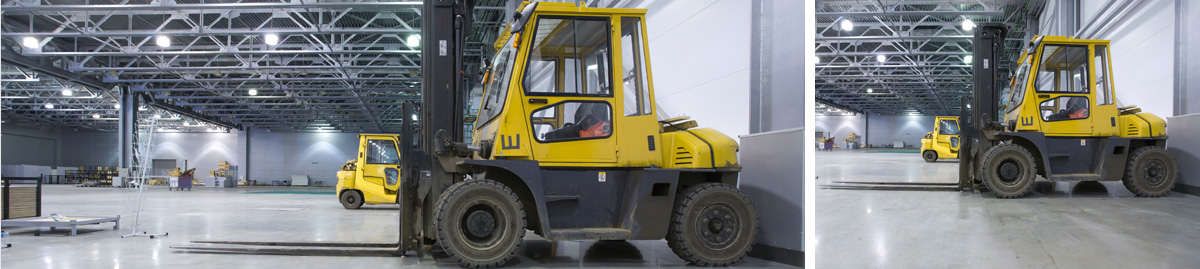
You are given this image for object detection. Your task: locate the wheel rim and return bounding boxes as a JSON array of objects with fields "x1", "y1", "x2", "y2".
[
  {"x1": 1142, "y1": 159, "x2": 1168, "y2": 186},
  {"x1": 996, "y1": 159, "x2": 1022, "y2": 185},
  {"x1": 695, "y1": 203, "x2": 740, "y2": 250},
  {"x1": 924, "y1": 152, "x2": 935, "y2": 160},
  {"x1": 344, "y1": 194, "x2": 358, "y2": 205},
  {"x1": 459, "y1": 202, "x2": 504, "y2": 249}
]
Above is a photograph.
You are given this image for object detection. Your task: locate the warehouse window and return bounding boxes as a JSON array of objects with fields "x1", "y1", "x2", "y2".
[
  {"x1": 620, "y1": 17, "x2": 652, "y2": 116},
  {"x1": 366, "y1": 139, "x2": 400, "y2": 164},
  {"x1": 524, "y1": 17, "x2": 612, "y2": 96},
  {"x1": 1034, "y1": 45, "x2": 1090, "y2": 93},
  {"x1": 531, "y1": 101, "x2": 613, "y2": 142}
]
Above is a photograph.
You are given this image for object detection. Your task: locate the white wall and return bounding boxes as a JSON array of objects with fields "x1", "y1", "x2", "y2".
[
  {"x1": 636, "y1": 0, "x2": 751, "y2": 138},
  {"x1": 247, "y1": 132, "x2": 359, "y2": 185},
  {"x1": 813, "y1": 114, "x2": 864, "y2": 143},
  {"x1": 151, "y1": 131, "x2": 240, "y2": 179}
]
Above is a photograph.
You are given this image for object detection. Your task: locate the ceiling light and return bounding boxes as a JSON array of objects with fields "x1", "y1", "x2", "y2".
[
  {"x1": 407, "y1": 34, "x2": 421, "y2": 48},
  {"x1": 876, "y1": 55, "x2": 886, "y2": 62},
  {"x1": 153, "y1": 114, "x2": 162, "y2": 119},
  {"x1": 92, "y1": 114, "x2": 100, "y2": 119},
  {"x1": 62, "y1": 89, "x2": 73, "y2": 96},
  {"x1": 867, "y1": 88, "x2": 873, "y2": 93},
  {"x1": 264, "y1": 34, "x2": 280, "y2": 45},
  {"x1": 139, "y1": 106, "x2": 148, "y2": 111},
  {"x1": 248, "y1": 89, "x2": 258, "y2": 96},
  {"x1": 962, "y1": 19, "x2": 976, "y2": 31},
  {"x1": 963, "y1": 55, "x2": 973, "y2": 64},
  {"x1": 22, "y1": 37, "x2": 39, "y2": 48},
  {"x1": 156, "y1": 35, "x2": 171, "y2": 47},
  {"x1": 840, "y1": 19, "x2": 854, "y2": 31},
  {"x1": 114, "y1": 103, "x2": 121, "y2": 109},
  {"x1": 44, "y1": 103, "x2": 54, "y2": 109}
]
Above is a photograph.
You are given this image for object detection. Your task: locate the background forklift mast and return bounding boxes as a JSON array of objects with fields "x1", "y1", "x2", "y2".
[{"x1": 960, "y1": 23, "x2": 1178, "y2": 198}]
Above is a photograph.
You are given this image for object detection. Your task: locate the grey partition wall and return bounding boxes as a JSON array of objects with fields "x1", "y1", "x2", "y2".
[
  {"x1": 1168, "y1": 114, "x2": 1200, "y2": 195},
  {"x1": 738, "y1": 127, "x2": 804, "y2": 266}
]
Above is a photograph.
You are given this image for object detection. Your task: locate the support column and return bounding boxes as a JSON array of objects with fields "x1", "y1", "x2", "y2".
[{"x1": 117, "y1": 86, "x2": 138, "y2": 186}]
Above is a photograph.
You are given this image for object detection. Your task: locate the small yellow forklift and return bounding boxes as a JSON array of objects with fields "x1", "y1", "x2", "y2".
[
  {"x1": 960, "y1": 24, "x2": 1179, "y2": 198},
  {"x1": 920, "y1": 116, "x2": 960, "y2": 162},
  {"x1": 335, "y1": 134, "x2": 402, "y2": 209}
]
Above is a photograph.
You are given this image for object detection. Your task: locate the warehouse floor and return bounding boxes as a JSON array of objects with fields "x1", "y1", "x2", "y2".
[
  {"x1": 0, "y1": 185, "x2": 787, "y2": 268},
  {"x1": 815, "y1": 149, "x2": 1200, "y2": 268}
]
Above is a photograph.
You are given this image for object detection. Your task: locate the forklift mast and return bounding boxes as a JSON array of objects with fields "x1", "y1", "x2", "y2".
[{"x1": 959, "y1": 23, "x2": 1007, "y2": 189}]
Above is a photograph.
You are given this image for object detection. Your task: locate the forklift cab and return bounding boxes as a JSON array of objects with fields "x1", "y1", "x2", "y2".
[{"x1": 1003, "y1": 37, "x2": 1120, "y2": 137}]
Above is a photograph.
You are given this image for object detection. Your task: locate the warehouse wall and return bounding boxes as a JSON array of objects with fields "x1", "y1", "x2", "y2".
[
  {"x1": 813, "y1": 114, "x2": 864, "y2": 143},
  {"x1": 150, "y1": 131, "x2": 239, "y2": 179},
  {"x1": 636, "y1": 0, "x2": 752, "y2": 138},
  {"x1": 0, "y1": 124, "x2": 62, "y2": 167},
  {"x1": 1180, "y1": 0, "x2": 1200, "y2": 115},
  {"x1": 246, "y1": 131, "x2": 359, "y2": 185},
  {"x1": 59, "y1": 131, "x2": 119, "y2": 167}
]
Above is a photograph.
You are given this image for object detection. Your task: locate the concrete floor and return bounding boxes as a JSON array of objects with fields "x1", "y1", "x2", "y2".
[
  {"x1": 1, "y1": 185, "x2": 789, "y2": 268},
  {"x1": 816, "y1": 149, "x2": 1200, "y2": 268}
]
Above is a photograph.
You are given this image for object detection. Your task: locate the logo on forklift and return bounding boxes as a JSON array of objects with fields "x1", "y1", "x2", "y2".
[
  {"x1": 500, "y1": 134, "x2": 521, "y2": 150},
  {"x1": 1021, "y1": 117, "x2": 1034, "y2": 126}
]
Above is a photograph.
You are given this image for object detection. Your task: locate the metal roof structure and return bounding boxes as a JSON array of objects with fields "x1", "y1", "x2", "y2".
[
  {"x1": 815, "y1": 0, "x2": 1035, "y2": 116},
  {"x1": 1, "y1": 0, "x2": 510, "y2": 132}
]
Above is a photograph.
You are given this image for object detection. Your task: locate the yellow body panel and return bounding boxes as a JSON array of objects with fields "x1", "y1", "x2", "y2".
[
  {"x1": 471, "y1": 2, "x2": 738, "y2": 169},
  {"x1": 1003, "y1": 35, "x2": 1166, "y2": 138},
  {"x1": 920, "y1": 116, "x2": 959, "y2": 160},
  {"x1": 336, "y1": 134, "x2": 400, "y2": 205}
]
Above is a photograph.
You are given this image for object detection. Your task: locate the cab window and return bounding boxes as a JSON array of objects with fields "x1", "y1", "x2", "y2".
[
  {"x1": 620, "y1": 17, "x2": 652, "y2": 116},
  {"x1": 1040, "y1": 96, "x2": 1090, "y2": 121},
  {"x1": 1094, "y1": 45, "x2": 1113, "y2": 106},
  {"x1": 524, "y1": 17, "x2": 612, "y2": 96},
  {"x1": 531, "y1": 101, "x2": 613, "y2": 142},
  {"x1": 365, "y1": 139, "x2": 400, "y2": 164},
  {"x1": 939, "y1": 120, "x2": 960, "y2": 135},
  {"x1": 1034, "y1": 45, "x2": 1090, "y2": 93}
]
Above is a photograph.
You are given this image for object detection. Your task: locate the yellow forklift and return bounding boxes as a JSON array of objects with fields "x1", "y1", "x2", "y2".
[
  {"x1": 335, "y1": 134, "x2": 402, "y2": 209},
  {"x1": 920, "y1": 116, "x2": 960, "y2": 162},
  {"x1": 176, "y1": 2, "x2": 758, "y2": 267},
  {"x1": 959, "y1": 24, "x2": 1179, "y2": 198}
]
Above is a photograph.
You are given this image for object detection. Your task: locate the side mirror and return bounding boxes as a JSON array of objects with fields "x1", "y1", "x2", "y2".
[{"x1": 509, "y1": 2, "x2": 538, "y2": 33}]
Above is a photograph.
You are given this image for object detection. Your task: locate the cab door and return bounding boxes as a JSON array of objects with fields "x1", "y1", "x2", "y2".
[
  {"x1": 1030, "y1": 44, "x2": 1093, "y2": 136},
  {"x1": 613, "y1": 16, "x2": 662, "y2": 167},
  {"x1": 520, "y1": 15, "x2": 618, "y2": 165},
  {"x1": 357, "y1": 136, "x2": 401, "y2": 202}
]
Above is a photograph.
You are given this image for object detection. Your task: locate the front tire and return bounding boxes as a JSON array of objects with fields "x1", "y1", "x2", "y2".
[
  {"x1": 435, "y1": 179, "x2": 525, "y2": 268},
  {"x1": 340, "y1": 190, "x2": 364, "y2": 209},
  {"x1": 922, "y1": 150, "x2": 938, "y2": 162},
  {"x1": 980, "y1": 144, "x2": 1037, "y2": 198},
  {"x1": 666, "y1": 183, "x2": 758, "y2": 266},
  {"x1": 1122, "y1": 146, "x2": 1178, "y2": 197}
]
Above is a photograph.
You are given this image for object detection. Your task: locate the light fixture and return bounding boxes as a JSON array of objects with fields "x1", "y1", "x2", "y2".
[
  {"x1": 158, "y1": 128, "x2": 166, "y2": 132},
  {"x1": 92, "y1": 114, "x2": 100, "y2": 119},
  {"x1": 411, "y1": 114, "x2": 418, "y2": 121},
  {"x1": 248, "y1": 89, "x2": 258, "y2": 96},
  {"x1": 114, "y1": 103, "x2": 121, "y2": 109},
  {"x1": 406, "y1": 34, "x2": 421, "y2": 48},
  {"x1": 876, "y1": 55, "x2": 886, "y2": 63},
  {"x1": 867, "y1": 88, "x2": 873, "y2": 93},
  {"x1": 963, "y1": 55, "x2": 973, "y2": 64},
  {"x1": 44, "y1": 103, "x2": 55, "y2": 109},
  {"x1": 264, "y1": 34, "x2": 280, "y2": 45},
  {"x1": 22, "y1": 37, "x2": 39, "y2": 48},
  {"x1": 156, "y1": 36, "x2": 171, "y2": 47},
  {"x1": 840, "y1": 19, "x2": 854, "y2": 31},
  {"x1": 153, "y1": 114, "x2": 162, "y2": 119},
  {"x1": 62, "y1": 89, "x2": 73, "y2": 96},
  {"x1": 139, "y1": 106, "x2": 148, "y2": 111},
  {"x1": 962, "y1": 19, "x2": 976, "y2": 31}
]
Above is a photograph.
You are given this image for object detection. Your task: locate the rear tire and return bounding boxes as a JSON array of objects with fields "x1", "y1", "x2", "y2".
[
  {"x1": 979, "y1": 144, "x2": 1036, "y2": 198},
  {"x1": 922, "y1": 151, "x2": 938, "y2": 162},
  {"x1": 436, "y1": 179, "x2": 525, "y2": 269},
  {"x1": 666, "y1": 183, "x2": 758, "y2": 266},
  {"x1": 1122, "y1": 146, "x2": 1178, "y2": 197},
  {"x1": 340, "y1": 190, "x2": 364, "y2": 209}
]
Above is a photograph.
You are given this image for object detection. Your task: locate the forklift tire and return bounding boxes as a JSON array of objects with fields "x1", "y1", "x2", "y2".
[
  {"x1": 667, "y1": 183, "x2": 758, "y2": 266},
  {"x1": 340, "y1": 190, "x2": 364, "y2": 209},
  {"x1": 923, "y1": 151, "x2": 938, "y2": 162},
  {"x1": 1122, "y1": 146, "x2": 1178, "y2": 197},
  {"x1": 435, "y1": 179, "x2": 524, "y2": 269},
  {"x1": 979, "y1": 144, "x2": 1036, "y2": 198}
]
